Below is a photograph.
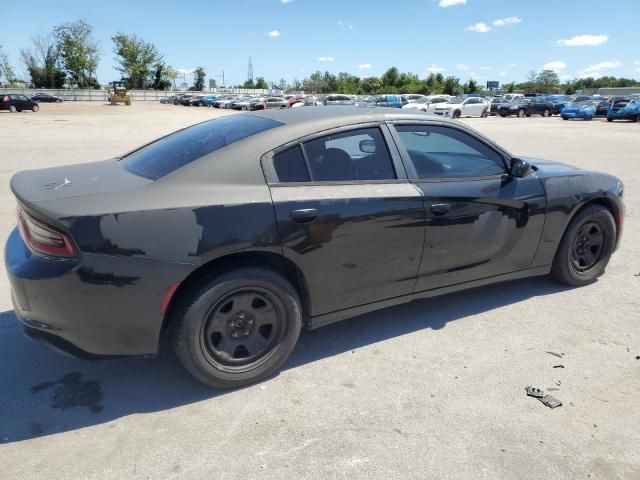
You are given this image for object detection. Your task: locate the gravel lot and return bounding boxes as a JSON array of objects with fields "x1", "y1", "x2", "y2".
[{"x1": 1, "y1": 102, "x2": 639, "y2": 480}]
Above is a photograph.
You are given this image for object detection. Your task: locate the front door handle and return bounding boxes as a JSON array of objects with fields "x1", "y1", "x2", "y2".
[
  {"x1": 290, "y1": 208, "x2": 318, "y2": 223},
  {"x1": 430, "y1": 203, "x2": 451, "y2": 216}
]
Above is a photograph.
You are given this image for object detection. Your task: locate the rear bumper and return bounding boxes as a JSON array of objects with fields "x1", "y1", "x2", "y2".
[{"x1": 5, "y1": 227, "x2": 192, "y2": 357}]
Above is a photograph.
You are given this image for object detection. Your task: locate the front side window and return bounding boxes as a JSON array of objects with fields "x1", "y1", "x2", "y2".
[{"x1": 395, "y1": 125, "x2": 506, "y2": 179}]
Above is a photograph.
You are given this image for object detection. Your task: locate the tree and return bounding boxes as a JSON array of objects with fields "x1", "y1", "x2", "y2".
[
  {"x1": 255, "y1": 76, "x2": 268, "y2": 89},
  {"x1": 0, "y1": 45, "x2": 17, "y2": 86},
  {"x1": 54, "y1": 20, "x2": 100, "y2": 88},
  {"x1": 112, "y1": 33, "x2": 163, "y2": 89},
  {"x1": 465, "y1": 78, "x2": 478, "y2": 94},
  {"x1": 524, "y1": 70, "x2": 539, "y2": 94},
  {"x1": 504, "y1": 82, "x2": 516, "y2": 93},
  {"x1": 537, "y1": 69, "x2": 560, "y2": 93},
  {"x1": 190, "y1": 66, "x2": 205, "y2": 91},
  {"x1": 360, "y1": 76, "x2": 382, "y2": 94},
  {"x1": 21, "y1": 33, "x2": 65, "y2": 88},
  {"x1": 381, "y1": 67, "x2": 399, "y2": 89},
  {"x1": 443, "y1": 76, "x2": 461, "y2": 95}
]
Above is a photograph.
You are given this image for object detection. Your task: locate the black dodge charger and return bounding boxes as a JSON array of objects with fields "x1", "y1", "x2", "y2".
[{"x1": 6, "y1": 108, "x2": 624, "y2": 388}]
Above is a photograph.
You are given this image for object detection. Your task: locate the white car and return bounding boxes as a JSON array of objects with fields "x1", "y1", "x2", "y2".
[
  {"x1": 502, "y1": 93, "x2": 524, "y2": 102},
  {"x1": 432, "y1": 96, "x2": 490, "y2": 118},
  {"x1": 403, "y1": 95, "x2": 451, "y2": 112},
  {"x1": 405, "y1": 94, "x2": 427, "y2": 103}
]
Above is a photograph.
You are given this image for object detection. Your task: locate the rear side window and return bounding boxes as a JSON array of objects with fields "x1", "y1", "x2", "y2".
[
  {"x1": 273, "y1": 146, "x2": 309, "y2": 182},
  {"x1": 122, "y1": 115, "x2": 283, "y2": 180}
]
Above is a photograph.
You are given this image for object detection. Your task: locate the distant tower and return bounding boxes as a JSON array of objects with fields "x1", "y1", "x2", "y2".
[{"x1": 247, "y1": 57, "x2": 254, "y2": 84}]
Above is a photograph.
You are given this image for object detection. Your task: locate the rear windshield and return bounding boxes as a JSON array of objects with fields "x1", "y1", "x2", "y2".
[{"x1": 122, "y1": 115, "x2": 283, "y2": 180}]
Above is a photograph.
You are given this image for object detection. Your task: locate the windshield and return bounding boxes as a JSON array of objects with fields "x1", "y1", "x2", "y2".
[
  {"x1": 122, "y1": 115, "x2": 283, "y2": 180},
  {"x1": 447, "y1": 96, "x2": 465, "y2": 104}
]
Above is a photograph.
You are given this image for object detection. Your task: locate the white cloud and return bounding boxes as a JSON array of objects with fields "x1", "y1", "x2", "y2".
[
  {"x1": 543, "y1": 61, "x2": 567, "y2": 71},
  {"x1": 508, "y1": 63, "x2": 518, "y2": 67},
  {"x1": 317, "y1": 56, "x2": 335, "y2": 62},
  {"x1": 358, "y1": 63, "x2": 372, "y2": 69},
  {"x1": 337, "y1": 20, "x2": 354, "y2": 30},
  {"x1": 556, "y1": 34, "x2": 609, "y2": 47},
  {"x1": 466, "y1": 22, "x2": 491, "y2": 33},
  {"x1": 439, "y1": 0, "x2": 466, "y2": 7},
  {"x1": 267, "y1": 30, "x2": 281, "y2": 37},
  {"x1": 576, "y1": 60, "x2": 622, "y2": 78},
  {"x1": 456, "y1": 63, "x2": 470, "y2": 71},
  {"x1": 479, "y1": 66, "x2": 491, "y2": 71},
  {"x1": 493, "y1": 16, "x2": 522, "y2": 26},
  {"x1": 426, "y1": 64, "x2": 446, "y2": 73},
  {"x1": 499, "y1": 71, "x2": 507, "y2": 76}
]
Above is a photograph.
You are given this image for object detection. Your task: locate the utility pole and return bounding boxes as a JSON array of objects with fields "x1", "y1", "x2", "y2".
[{"x1": 247, "y1": 57, "x2": 254, "y2": 84}]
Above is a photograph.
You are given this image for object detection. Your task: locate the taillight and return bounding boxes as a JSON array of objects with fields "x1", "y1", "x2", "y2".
[
  {"x1": 3, "y1": 96, "x2": 8, "y2": 102},
  {"x1": 17, "y1": 207, "x2": 76, "y2": 257}
]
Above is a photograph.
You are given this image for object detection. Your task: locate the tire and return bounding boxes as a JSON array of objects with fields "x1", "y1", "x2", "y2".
[
  {"x1": 607, "y1": 117, "x2": 613, "y2": 122},
  {"x1": 633, "y1": 115, "x2": 639, "y2": 123},
  {"x1": 452, "y1": 109, "x2": 461, "y2": 119},
  {"x1": 543, "y1": 109, "x2": 550, "y2": 117},
  {"x1": 480, "y1": 110, "x2": 488, "y2": 118},
  {"x1": 525, "y1": 113, "x2": 531, "y2": 117},
  {"x1": 517, "y1": 109, "x2": 525, "y2": 118},
  {"x1": 9, "y1": 105, "x2": 17, "y2": 113},
  {"x1": 500, "y1": 113, "x2": 507, "y2": 118},
  {"x1": 551, "y1": 205, "x2": 616, "y2": 286},
  {"x1": 172, "y1": 268, "x2": 302, "y2": 388},
  {"x1": 562, "y1": 116, "x2": 568, "y2": 120},
  {"x1": 32, "y1": 104, "x2": 39, "y2": 112}
]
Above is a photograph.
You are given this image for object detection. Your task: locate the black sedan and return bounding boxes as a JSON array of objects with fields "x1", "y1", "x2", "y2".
[
  {"x1": 1, "y1": 94, "x2": 39, "y2": 112},
  {"x1": 6, "y1": 108, "x2": 624, "y2": 388},
  {"x1": 31, "y1": 92, "x2": 63, "y2": 103},
  {"x1": 498, "y1": 97, "x2": 555, "y2": 117},
  {"x1": 489, "y1": 97, "x2": 510, "y2": 115}
]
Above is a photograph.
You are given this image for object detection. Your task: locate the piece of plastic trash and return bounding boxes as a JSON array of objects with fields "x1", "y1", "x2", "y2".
[
  {"x1": 553, "y1": 365, "x2": 565, "y2": 368},
  {"x1": 526, "y1": 386, "x2": 544, "y2": 398},
  {"x1": 545, "y1": 351, "x2": 564, "y2": 358},
  {"x1": 540, "y1": 395, "x2": 562, "y2": 409}
]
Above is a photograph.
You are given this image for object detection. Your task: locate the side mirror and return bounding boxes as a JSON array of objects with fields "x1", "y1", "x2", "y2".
[
  {"x1": 511, "y1": 158, "x2": 531, "y2": 178},
  {"x1": 359, "y1": 139, "x2": 376, "y2": 154}
]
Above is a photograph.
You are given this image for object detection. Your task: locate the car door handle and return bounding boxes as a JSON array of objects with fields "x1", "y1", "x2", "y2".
[
  {"x1": 430, "y1": 203, "x2": 451, "y2": 216},
  {"x1": 290, "y1": 208, "x2": 318, "y2": 223}
]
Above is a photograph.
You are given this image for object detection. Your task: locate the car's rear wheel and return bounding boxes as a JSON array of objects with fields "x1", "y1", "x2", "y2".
[
  {"x1": 32, "y1": 104, "x2": 39, "y2": 112},
  {"x1": 543, "y1": 108, "x2": 550, "y2": 117},
  {"x1": 172, "y1": 268, "x2": 302, "y2": 388},
  {"x1": 551, "y1": 205, "x2": 616, "y2": 286},
  {"x1": 607, "y1": 117, "x2": 613, "y2": 122},
  {"x1": 633, "y1": 115, "x2": 639, "y2": 123},
  {"x1": 9, "y1": 105, "x2": 17, "y2": 113},
  {"x1": 517, "y1": 109, "x2": 525, "y2": 118}
]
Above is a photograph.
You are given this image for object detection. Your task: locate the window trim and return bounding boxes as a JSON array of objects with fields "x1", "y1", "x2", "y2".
[
  {"x1": 261, "y1": 122, "x2": 409, "y2": 186},
  {"x1": 387, "y1": 121, "x2": 512, "y2": 182}
]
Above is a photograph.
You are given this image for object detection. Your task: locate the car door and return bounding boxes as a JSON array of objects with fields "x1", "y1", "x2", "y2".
[
  {"x1": 388, "y1": 122, "x2": 547, "y2": 292},
  {"x1": 263, "y1": 124, "x2": 426, "y2": 316}
]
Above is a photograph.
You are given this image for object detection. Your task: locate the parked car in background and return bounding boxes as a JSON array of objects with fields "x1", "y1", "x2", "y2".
[
  {"x1": 189, "y1": 96, "x2": 205, "y2": 106},
  {"x1": 31, "y1": 92, "x2": 63, "y2": 103},
  {"x1": 323, "y1": 94, "x2": 355, "y2": 106},
  {"x1": 1, "y1": 94, "x2": 39, "y2": 112},
  {"x1": 402, "y1": 95, "x2": 450, "y2": 112},
  {"x1": 199, "y1": 95, "x2": 220, "y2": 107},
  {"x1": 284, "y1": 95, "x2": 301, "y2": 107},
  {"x1": 544, "y1": 95, "x2": 572, "y2": 115},
  {"x1": 233, "y1": 97, "x2": 256, "y2": 110},
  {"x1": 373, "y1": 94, "x2": 408, "y2": 108},
  {"x1": 433, "y1": 96, "x2": 489, "y2": 118},
  {"x1": 489, "y1": 97, "x2": 510, "y2": 115},
  {"x1": 249, "y1": 97, "x2": 289, "y2": 110},
  {"x1": 178, "y1": 95, "x2": 193, "y2": 106},
  {"x1": 607, "y1": 98, "x2": 640, "y2": 122},
  {"x1": 498, "y1": 97, "x2": 554, "y2": 118},
  {"x1": 405, "y1": 94, "x2": 426, "y2": 103},
  {"x1": 303, "y1": 95, "x2": 325, "y2": 106},
  {"x1": 502, "y1": 93, "x2": 524, "y2": 102},
  {"x1": 561, "y1": 100, "x2": 598, "y2": 120},
  {"x1": 214, "y1": 96, "x2": 236, "y2": 108},
  {"x1": 6, "y1": 108, "x2": 624, "y2": 388},
  {"x1": 593, "y1": 97, "x2": 611, "y2": 117},
  {"x1": 160, "y1": 96, "x2": 176, "y2": 104}
]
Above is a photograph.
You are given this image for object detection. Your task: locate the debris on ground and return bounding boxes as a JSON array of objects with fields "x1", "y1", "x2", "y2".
[
  {"x1": 526, "y1": 386, "x2": 544, "y2": 398},
  {"x1": 545, "y1": 351, "x2": 564, "y2": 358},
  {"x1": 540, "y1": 395, "x2": 562, "y2": 409},
  {"x1": 525, "y1": 386, "x2": 562, "y2": 409},
  {"x1": 553, "y1": 365, "x2": 565, "y2": 368}
]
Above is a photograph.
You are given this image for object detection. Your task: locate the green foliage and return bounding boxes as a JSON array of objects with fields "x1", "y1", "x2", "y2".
[
  {"x1": 537, "y1": 69, "x2": 561, "y2": 93},
  {"x1": 54, "y1": 20, "x2": 100, "y2": 88},
  {"x1": 0, "y1": 45, "x2": 17, "y2": 86},
  {"x1": 464, "y1": 78, "x2": 478, "y2": 94},
  {"x1": 20, "y1": 33, "x2": 65, "y2": 88},
  {"x1": 189, "y1": 66, "x2": 206, "y2": 91},
  {"x1": 112, "y1": 33, "x2": 163, "y2": 89},
  {"x1": 443, "y1": 76, "x2": 461, "y2": 95},
  {"x1": 255, "y1": 76, "x2": 268, "y2": 89}
]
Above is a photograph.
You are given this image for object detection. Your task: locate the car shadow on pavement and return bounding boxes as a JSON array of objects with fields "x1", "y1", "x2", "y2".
[{"x1": 0, "y1": 276, "x2": 569, "y2": 444}]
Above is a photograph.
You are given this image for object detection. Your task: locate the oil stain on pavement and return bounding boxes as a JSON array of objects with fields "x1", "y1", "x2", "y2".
[{"x1": 31, "y1": 372, "x2": 104, "y2": 414}]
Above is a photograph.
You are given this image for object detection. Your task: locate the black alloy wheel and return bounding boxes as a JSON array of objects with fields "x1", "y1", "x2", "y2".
[{"x1": 570, "y1": 222, "x2": 604, "y2": 272}]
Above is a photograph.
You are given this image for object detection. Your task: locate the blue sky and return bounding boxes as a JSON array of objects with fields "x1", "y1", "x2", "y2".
[{"x1": 3, "y1": 0, "x2": 640, "y2": 87}]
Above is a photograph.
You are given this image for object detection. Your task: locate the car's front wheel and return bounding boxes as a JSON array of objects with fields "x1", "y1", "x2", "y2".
[
  {"x1": 9, "y1": 105, "x2": 17, "y2": 113},
  {"x1": 517, "y1": 109, "x2": 525, "y2": 118},
  {"x1": 172, "y1": 268, "x2": 302, "y2": 388},
  {"x1": 542, "y1": 108, "x2": 550, "y2": 117},
  {"x1": 551, "y1": 205, "x2": 616, "y2": 286},
  {"x1": 32, "y1": 104, "x2": 39, "y2": 112}
]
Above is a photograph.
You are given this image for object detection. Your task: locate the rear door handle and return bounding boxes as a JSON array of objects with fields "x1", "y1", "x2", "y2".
[
  {"x1": 290, "y1": 208, "x2": 318, "y2": 223},
  {"x1": 430, "y1": 203, "x2": 451, "y2": 216}
]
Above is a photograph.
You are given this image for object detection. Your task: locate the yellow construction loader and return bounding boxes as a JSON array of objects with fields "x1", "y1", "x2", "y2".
[{"x1": 108, "y1": 82, "x2": 132, "y2": 106}]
